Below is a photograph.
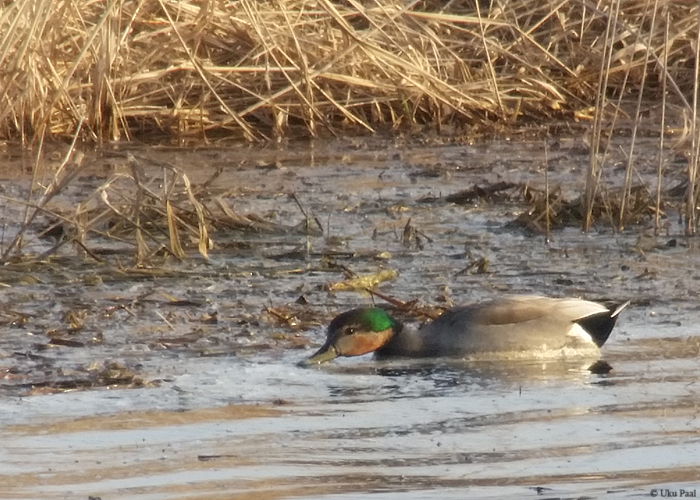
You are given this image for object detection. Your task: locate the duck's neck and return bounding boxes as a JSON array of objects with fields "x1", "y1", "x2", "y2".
[{"x1": 375, "y1": 321, "x2": 424, "y2": 358}]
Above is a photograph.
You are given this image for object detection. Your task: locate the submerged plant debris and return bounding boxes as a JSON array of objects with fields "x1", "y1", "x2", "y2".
[{"x1": 0, "y1": 137, "x2": 694, "y2": 398}]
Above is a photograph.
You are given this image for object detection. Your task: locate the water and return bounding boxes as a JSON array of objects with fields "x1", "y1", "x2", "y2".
[{"x1": 1, "y1": 137, "x2": 699, "y2": 499}]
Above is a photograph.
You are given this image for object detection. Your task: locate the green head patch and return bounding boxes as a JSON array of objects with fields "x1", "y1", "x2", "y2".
[
  {"x1": 328, "y1": 307, "x2": 395, "y2": 334},
  {"x1": 359, "y1": 307, "x2": 395, "y2": 332}
]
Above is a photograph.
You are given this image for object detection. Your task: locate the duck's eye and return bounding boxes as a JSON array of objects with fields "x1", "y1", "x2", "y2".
[{"x1": 346, "y1": 327, "x2": 356, "y2": 335}]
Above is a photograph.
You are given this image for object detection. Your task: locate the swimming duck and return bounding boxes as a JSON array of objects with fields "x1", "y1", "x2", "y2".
[{"x1": 301, "y1": 296, "x2": 629, "y2": 365}]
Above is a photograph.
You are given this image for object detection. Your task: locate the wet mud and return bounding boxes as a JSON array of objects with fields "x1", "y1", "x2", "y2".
[{"x1": 1, "y1": 137, "x2": 699, "y2": 499}]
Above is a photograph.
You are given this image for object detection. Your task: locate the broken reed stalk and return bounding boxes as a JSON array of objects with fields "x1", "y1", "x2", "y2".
[
  {"x1": 179, "y1": 168, "x2": 210, "y2": 259},
  {"x1": 619, "y1": 0, "x2": 658, "y2": 231},
  {"x1": 655, "y1": 8, "x2": 670, "y2": 236},
  {"x1": 0, "y1": 122, "x2": 84, "y2": 263},
  {"x1": 67, "y1": 151, "x2": 329, "y2": 264},
  {"x1": 474, "y1": 0, "x2": 504, "y2": 119},
  {"x1": 291, "y1": 192, "x2": 315, "y2": 259},
  {"x1": 54, "y1": 154, "x2": 214, "y2": 264},
  {"x1": 584, "y1": 0, "x2": 620, "y2": 232}
]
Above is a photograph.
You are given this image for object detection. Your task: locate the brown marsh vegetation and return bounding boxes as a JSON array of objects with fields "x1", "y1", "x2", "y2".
[
  {"x1": 1, "y1": 0, "x2": 697, "y2": 141},
  {"x1": 1, "y1": 0, "x2": 700, "y2": 265},
  {"x1": 2, "y1": 5, "x2": 700, "y2": 493}
]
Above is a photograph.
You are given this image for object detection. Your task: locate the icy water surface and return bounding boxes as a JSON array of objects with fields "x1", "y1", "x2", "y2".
[{"x1": 1, "y1": 138, "x2": 699, "y2": 499}]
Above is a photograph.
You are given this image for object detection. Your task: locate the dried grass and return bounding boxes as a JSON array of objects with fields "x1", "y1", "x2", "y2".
[
  {"x1": 0, "y1": 153, "x2": 319, "y2": 265},
  {"x1": 0, "y1": 0, "x2": 697, "y2": 142},
  {"x1": 514, "y1": 181, "x2": 674, "y2": 234},
  {"x1": 2, "y1": 0, "x2": 700, "y2": 250}
]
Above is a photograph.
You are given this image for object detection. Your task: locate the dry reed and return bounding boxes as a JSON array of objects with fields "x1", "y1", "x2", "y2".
[
  {"x1": 0, "y1": 152, "x2": 319, "y2": 265},
  {"x1": 2, "y1": 0, "x2": 700, "y2": 247},
  {"x1": 0, "y1": 0, "x2": 697, "y2": 142}
]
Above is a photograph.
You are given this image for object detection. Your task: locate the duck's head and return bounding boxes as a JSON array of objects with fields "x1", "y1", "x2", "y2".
[{"x1": 301, "y1": 308, "x2": 398, "y2": 365}]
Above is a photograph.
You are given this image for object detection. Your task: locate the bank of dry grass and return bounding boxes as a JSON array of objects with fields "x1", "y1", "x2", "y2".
[
  {"x1": 0, "y1": 0, "x2": 697, "y2": 142},
  {"x1": 3, "y1": 0, "x2": 700, "y2": 263}
]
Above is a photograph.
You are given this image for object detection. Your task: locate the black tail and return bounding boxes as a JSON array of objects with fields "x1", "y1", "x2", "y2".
[{"x1": 576, "y1": 301, "x2": 630, "y2": 347}]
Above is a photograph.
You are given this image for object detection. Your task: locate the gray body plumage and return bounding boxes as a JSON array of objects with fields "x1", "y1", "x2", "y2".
[{"x1": 377, "y1": 296, "x2": 627, "y2": 358}]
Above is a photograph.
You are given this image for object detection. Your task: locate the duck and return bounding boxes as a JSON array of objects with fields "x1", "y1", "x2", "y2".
[{"x1": 301, "y1": 295, "x2": 629, "y2": 365}]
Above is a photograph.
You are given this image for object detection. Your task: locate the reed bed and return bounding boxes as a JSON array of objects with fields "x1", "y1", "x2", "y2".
[
  {"x1": 0, "y1": 0, "x2": 696, "y2": 142},
  {"x1": 2, "y1": 0, "x2": 700, "y2": 261}
]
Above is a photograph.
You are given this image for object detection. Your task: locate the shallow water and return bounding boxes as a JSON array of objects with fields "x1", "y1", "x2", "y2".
[{"x1": 1, "y1": 137, "x2": 700, "y2": 499}]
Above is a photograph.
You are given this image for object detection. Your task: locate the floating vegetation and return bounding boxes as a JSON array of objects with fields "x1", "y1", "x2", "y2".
[
  {"x1": 3, "y1": 359, "x2": 149, "y2": 396},
  {"x1": 428, "y1": 177, "x2": 685, "y2": 233},
  {"x1": 444, "y1": 182, "x2": 519, "y2": 205},
  {"x1": 327, "y1": 269, "x2": 399, "y2": 293},
  {"x1": 510, "y1": 181, "x2": 678, "y2": 234},
  {"x1": 2, "y1": 153, "x2": 320, "y2": 265}
]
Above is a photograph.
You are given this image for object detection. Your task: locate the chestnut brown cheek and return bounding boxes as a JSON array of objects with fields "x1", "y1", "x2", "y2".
[{"x1": 335, "y1": 329, "x2": 393, "y2": 357}]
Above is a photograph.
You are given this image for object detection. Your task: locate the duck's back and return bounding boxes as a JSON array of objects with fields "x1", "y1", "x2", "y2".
[{"x1": 384, "y1": 296, "x2": 615, "y2": 358}]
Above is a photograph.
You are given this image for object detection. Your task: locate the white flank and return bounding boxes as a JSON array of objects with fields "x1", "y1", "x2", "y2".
[{"x1": 566, "y1": 323, "x2": 595, "y2": 345}]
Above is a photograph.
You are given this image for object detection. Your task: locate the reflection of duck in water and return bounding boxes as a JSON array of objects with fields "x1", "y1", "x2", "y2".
[{"x1": 301, "y1": 296, "x2": 629, "y2": 365}]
